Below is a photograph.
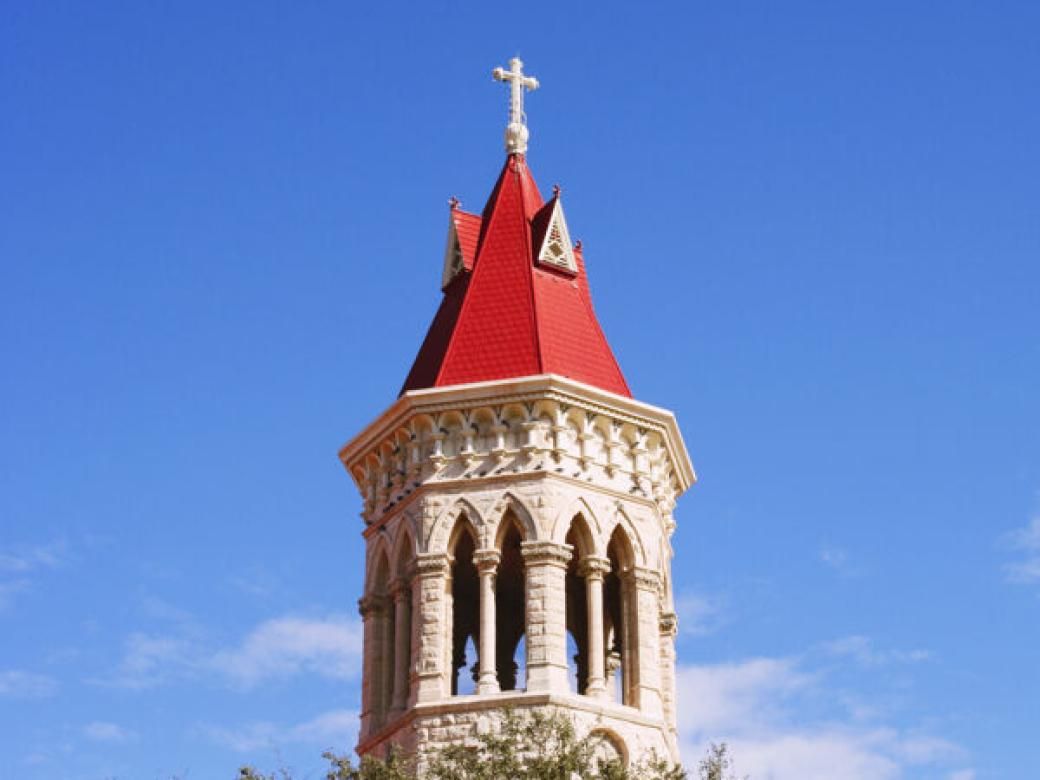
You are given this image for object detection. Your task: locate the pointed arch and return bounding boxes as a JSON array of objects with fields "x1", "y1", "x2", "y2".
[
  {"x1": 427, "y1": 496, "x2": 484, "y2": 553},
  {"x1": 609, "y1": 507, "x2": 647, "y2": 568},
  {"x1": 605, "y1": 524, "x2": 638, "y2": 707},
  {"x1": 494, "y1": 507, "x2": 527, "y2": 692},
  {"x1": 363, "y1": 540, "x2": 394, "y2": 731},
  {"x1": 391, "y1": 517, "x2": 417, "y2": 579},
  {"x1": 551, "y1": 496, "x2": 602, "y2": 551},
  {"x1": 366, "y1": 538, "x2": 393, "y2": 596},
  {"x1": 490, "y1": 492, "x2": 538, "y2": 548},
  {"x1": 448, "y1": 516, "x2": 479, "y2": 696},
  {"x1": 607, "y1": 523, "x2": 636, "y2": 572},
  {"x1": 563, "y1": 513, "x2": 592, "y2": 695}
]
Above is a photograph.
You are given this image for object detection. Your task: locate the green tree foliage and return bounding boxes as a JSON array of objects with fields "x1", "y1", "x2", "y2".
[
  {"x1": 697, "y1": 742, "x2": 746, "y2": 780},
  {"x1": 238, "y1": 711, "x2": 741, "y2": 780}
]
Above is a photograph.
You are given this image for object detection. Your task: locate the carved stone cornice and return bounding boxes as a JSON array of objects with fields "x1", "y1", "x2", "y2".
[
  {"x1": 658, "y1": 611, "x2": 678, "y2": 637},
  {"x1": 339, "y1": 375, "x2": 696, "y2": 528}
]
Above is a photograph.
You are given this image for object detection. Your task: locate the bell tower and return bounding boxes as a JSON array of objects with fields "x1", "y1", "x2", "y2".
[{"x1": 339, "y1": 57, "x2": 695, "y2": 767}]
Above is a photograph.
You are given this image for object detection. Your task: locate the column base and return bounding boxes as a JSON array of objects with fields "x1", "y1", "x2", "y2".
[{"x1": 476, "y1": 673, "x2": 501, "y2": 695}]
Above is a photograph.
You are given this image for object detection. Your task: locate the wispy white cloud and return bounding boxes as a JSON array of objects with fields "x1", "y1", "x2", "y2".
[
  {"x1": 0, "y1": 670, "x2": 59, "y2": 699},
  {"x1": 99, "y1": 632, "x2": 199, "y2": 690},
  {"x1": 674, "y1": 592, "x2": 727, "y2": 637},
  {"x1": 675, "y1": 645, "x2": 968, "y2": 780},
  {"x1": 820, "y1": 544, "x2": 860, "y2": 576},
  {"x1": 98, "y1": 612, "x2": 363, "y2": 690},
  {"x1": 211, "y1": 615, "x2": 363, "y2": 688},
  {"x1": 200, "y1": 709, "x2": 358, "y2": 753},
  {"x1": 948, "y1": 770, "x2": 976, "y2": 780},
  {"x1": 1002, "y1": 516, "x2": 1040, "y2": 584},
  {"x1": 0, "y1": 539, "x2": 66, "y2": 611},
  {"x1": 0, "y1": 539, "x2": 65, "y2": 573},
  {"x1": 83, "y1": 721, "x2": 135, "y2": 743},
  {"x1": 822, "y1": 635, "x2": 931, "y2": 666}
]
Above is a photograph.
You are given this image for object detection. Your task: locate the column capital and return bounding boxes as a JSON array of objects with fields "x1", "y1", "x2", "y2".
[
  {"x1": 626, "y1": 565, "x2": 662, "y2": 592},
  {"x1": 473, "y1": 548, "x2": 501, "y2": 573},
  {"x1": 578, "y1": 555, "x2": 612, "y2": 580},
  {"x1": 520, "y1": 540, "x2": 572, "y2": 568},
  {"x1": 390, "y1": 577, "x2": 412, "y2": 599},
  {"x1": 358, "y1": 594, "x2": 386, "y2": 618},
  {"x1": 659, "y1": 611, "x2": 679, "y2": 637},
  {"x1": 414, "y1": 551, "x2": 452, "y2": 577}
]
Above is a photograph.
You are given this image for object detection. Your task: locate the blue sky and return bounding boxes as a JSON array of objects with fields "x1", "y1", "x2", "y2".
[{"x1": 1, "y1": 2, "x2": 1038, "y2": 778}]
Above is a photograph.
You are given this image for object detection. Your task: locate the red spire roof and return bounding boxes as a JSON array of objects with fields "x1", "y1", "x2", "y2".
[{"x1": 401, "y1": 155, "x2": 631, "y2": 397}]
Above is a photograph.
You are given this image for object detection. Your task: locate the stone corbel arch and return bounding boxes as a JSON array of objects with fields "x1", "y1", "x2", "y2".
[
  {"x1": 487, "y1": 491, "x2": 539, "y2": 548},
  {"x1": 365, "y1": 535, "x2": 393, "y2": 596},
  {"x1": 427, "y1": 496, "x2": 484, "y2": 554},
  {"x1": 549, "y1": 495, "x2": 604, "y2": 553},
  {"x1": 389, "y1": 515, "x2": 417, "y2": 579},
  {"x1": 607, "y1": 505, "x2": 648, "y2": 569}
]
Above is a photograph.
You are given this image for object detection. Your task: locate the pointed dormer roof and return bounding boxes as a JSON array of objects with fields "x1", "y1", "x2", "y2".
[{"x1": 400, "y1": 154, "x2": 631, "y2": 397}]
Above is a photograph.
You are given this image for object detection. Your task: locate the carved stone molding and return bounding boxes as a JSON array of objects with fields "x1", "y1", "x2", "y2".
[
  {"x1": 473, "y1": 549, "x2": 502, "y2": 573},
  {"x1": 578, "y1": 555, "x2": 612, "y2": 581},
  {"x1": 520, "y1": 540, "x2": 573, "y2": 568},
  {"x1": 414, "y1": 552, "x2": 451, "y2": 577}
]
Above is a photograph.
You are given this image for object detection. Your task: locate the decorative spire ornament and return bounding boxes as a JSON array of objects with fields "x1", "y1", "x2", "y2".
[{"x1": 492, "y1": 57, "x2": 539, "y2": 155}]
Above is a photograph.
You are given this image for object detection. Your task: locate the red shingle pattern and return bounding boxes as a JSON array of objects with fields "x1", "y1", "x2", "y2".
[
  {"x1": 452, "y1": 209, "x2": 482, "y2": 272},
  {"x1": 400, "y1": 155, "x2": 630, "y2": 398}
]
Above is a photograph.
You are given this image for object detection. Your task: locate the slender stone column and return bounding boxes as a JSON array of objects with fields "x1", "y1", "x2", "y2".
[
  {"x1": 412, "y1": 552, "x2": 452, "y2": 703},
  {"x1": 579, "y1": 555, "x2": 612, "y2": 698},
  {"x1": 380, "y1": 596, "x2": 395, "y2": 719},
  {"x1": 473, "y1": 549, "x2": 501, "y2": 694},
  {"x1": 357, "y1": 594, "x2": 384, "y2": 739},
  {"x1": 390, "y1": 577, "x2": 412, "y2": 712},
  {"x1": 521, "y1": 541, "x2": 572, "y2": 692}
]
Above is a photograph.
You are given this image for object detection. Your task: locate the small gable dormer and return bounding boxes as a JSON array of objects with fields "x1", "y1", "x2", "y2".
[
  {"x1": 533, "y1": 197, "x2": 577, "y2": 274},
  {"x1": 441, "y1": 206, "x2": 482, "y2": 290}
]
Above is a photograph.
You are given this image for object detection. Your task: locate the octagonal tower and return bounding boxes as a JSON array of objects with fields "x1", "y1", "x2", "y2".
[{"x1": 339, "y1": 58, "x2": 695, "y2": 767}]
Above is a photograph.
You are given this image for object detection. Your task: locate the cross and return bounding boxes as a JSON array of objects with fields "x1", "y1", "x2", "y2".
[{"x1": 492, "y1": 57, "x2": 539, "y2": 154}]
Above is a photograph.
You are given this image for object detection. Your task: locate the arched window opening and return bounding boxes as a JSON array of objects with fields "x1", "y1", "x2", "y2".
[
  {"x1": 390, "y1": 536, "x2": 413, "y2": 712},
  {"x1": 495, "y1": 511, "x2": 526, "y2": 690},
  {"x1": 450, "y1": 522, "x2": 479, "y2": 696},
  {"x1": 564, "y1": 521, "x2": 591, "y2": 695},
  {"x1": 368, "y1": 550, "x2": 393, "y2": 727},
  {"x1": 606, "y1": 526, "x2": 637, "y2": 706},
  {"x1": 590, "y1": 729, "x2": 628, "y2": 769}
]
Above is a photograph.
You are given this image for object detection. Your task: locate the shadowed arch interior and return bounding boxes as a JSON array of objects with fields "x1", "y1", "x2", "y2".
[
  {"x1": 368, "y1": 548, "x2": 393, "y2": 726},
  {"x1": 495, "y1": 509, "x2": 526, "y2": 691},
  {"x1": 606, "y1": 525, "x2": 637, "y2": 706},
  {"x1": 564, "y1": 515, "x2": 593, "y2": 694},
  {"x1": 449, "y1": 518, "x2": 479, "y2": 695}
]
